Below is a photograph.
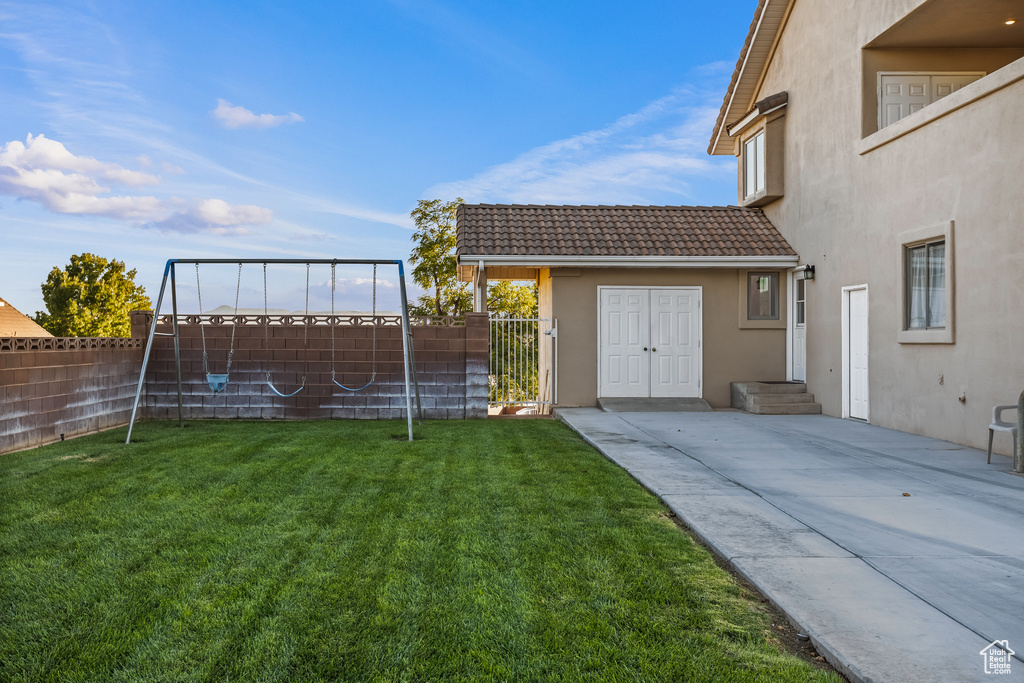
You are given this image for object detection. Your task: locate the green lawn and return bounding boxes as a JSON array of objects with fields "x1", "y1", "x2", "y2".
[{"x1": 0, "y1": 420, "x2": 840, "y2": 682}]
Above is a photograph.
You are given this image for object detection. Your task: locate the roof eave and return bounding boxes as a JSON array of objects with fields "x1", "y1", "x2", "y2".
[
  {"x1": 708, "y1": 0, "x2": 794, "y2": 156},
  {"x1": 458, "y1": 254, "x2": 800, "y2": 269}
]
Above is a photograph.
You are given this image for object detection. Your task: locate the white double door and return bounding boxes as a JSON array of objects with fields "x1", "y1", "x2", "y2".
[{"x1": 599, "y1": 287, "x2": 701, "y2": 398}]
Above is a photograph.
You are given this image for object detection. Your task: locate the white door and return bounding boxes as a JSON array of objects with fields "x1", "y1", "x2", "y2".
[
  {"x1": 600, "y1": 287, "x2": 701, "y2": 398},
  {"x1": 792, "y1": 278, "x2": 806, "y2": 382},
  {"x1": 847, "y1": 287, "x2": 869, "y2": 420},
  {"x1": 599, "y1": 288, "x2": 649, "y2": 397},
  {"x1": 879, "y1": 73, "x2": 983, "y2": 128},
  {"x1": 650, "y1": 290, "x2": 700, "y2": 397}
]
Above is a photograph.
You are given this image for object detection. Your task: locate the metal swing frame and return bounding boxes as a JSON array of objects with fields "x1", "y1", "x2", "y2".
[{"x1": 125, "y1": 258, "x2": 423, "y2": 443}]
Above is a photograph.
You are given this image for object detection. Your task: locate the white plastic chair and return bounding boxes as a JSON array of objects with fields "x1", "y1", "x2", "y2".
[{"x1": 987, "y1": 405, "x2": 1019, "y2": 464}]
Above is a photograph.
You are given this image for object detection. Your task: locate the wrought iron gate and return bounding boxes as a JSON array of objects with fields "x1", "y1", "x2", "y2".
[{"x1": 488, "y1": 315, "x2": 556, "y2": 411}]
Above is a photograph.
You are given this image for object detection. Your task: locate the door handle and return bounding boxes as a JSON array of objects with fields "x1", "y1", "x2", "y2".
[
  {"x1": 652, "y1": 347, "x2": 657, "y2": 352},
  {"x1": 643, "y1": 347, "x2": 648, "y2": 351}
]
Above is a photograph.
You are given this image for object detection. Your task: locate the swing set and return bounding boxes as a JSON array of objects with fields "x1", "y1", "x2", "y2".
[{"x1": 125, "y1": 258, "x2": 422, "y2": 443}]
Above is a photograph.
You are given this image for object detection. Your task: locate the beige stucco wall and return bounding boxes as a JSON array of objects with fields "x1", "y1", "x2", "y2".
[
  {"x1": 548, "y1": 267, "x2": 788, "y2": 408},
  {"x1": 746, "y1": 0, "x2": 1024, "y2": 453}
]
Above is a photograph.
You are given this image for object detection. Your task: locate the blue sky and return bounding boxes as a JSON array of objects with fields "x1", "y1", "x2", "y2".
[{"x1": 0, "y1": 0, "x2": 754, "y2": 315}]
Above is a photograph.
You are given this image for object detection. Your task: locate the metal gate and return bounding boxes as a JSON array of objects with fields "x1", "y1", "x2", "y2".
[{"x1": 488, "y1": 315, "x2": 556, "y2": 411}]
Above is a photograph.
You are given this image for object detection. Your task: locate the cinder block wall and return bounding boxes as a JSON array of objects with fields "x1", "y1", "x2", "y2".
[
  {"x1": 0, "y1": 338, "x2": 144, "y2": 453},
  {"x1": 0, "y1": 313, "x2": 488, "y2": 454},
  {"x1": 140, "y1": 312, "x2": 489, "y2": 420}
]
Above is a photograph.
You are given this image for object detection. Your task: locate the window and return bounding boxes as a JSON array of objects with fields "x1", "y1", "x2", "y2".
[
  {"x1": 728, "y1": 92, "x2": 785, "y2": 206},
  {"x1": 898, "y1": 222, "x2": 954, "y2": 345},
  {"x1": 905, "y1": 240, "x2": 945, "y2": 329},
  {"x1": 743, "y1": 131, "x2": 765, "y2": 198},
  {"x1": 747, "y1": 272, "x2": 779, "y2": 320},
  {"x1": 795, "y1": 278, "x2": 806, "y2": 326}
]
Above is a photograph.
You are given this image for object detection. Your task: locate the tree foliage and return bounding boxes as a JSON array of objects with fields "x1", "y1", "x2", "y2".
[
  {"x1": 408, "y1": 198, "x2": 540, "y2": 320},
  {"x1": 408, "y1": 198, "x2": 470, "y2": 318},
  {"x1": 35, "y1": 253, "x2": 152, "y2": 337},
  {"x1": 487, "y1": 280, "x2": 537, "y2": 318},
  {"x1": 487, "y1": 281, "x2": 541, "y2": 403}
]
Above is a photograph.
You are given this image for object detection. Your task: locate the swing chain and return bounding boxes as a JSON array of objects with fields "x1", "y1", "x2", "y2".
[
  {"x1": 263, "y1": 263, "x2": 270, "y2": 382},
  {"x1": 195, "y1": 263, "x2": 208, "y2": 374},
  {"x1": 301, "y1": 263, "x2": 309, "y2": 386},
  {"x1": 331, "y1": 263, "x2": 337, "y2": 372},
  {"x1": 263, "y1": 262, "x2": 307, "y2": 396},
  {"x1": 369, "y1": 263, "x2": 376, "y2": 381},
  {"x1": 225, "y1": 262, "x2": 242, "y2": 374},
  {"x1": 330, "y1": 262, "x2": 377, "y2": 390}
]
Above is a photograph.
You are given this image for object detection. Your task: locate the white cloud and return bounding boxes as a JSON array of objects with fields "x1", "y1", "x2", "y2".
[
  {"x1": 195, "y1": 198, "x2": 273, "y2": 226},
  {"x1": 213, "y1": 99, "x2": 304, "y2": 130},
  {"x1": 426, "y1": 87, "x2": 733, "y2": 206},
  {"x1": 0, "y1": 134, "x2": 165, "y2": 220},
  {"x1": 145, "y1": 200, "x2": 274, "y2": 234},
  {"x1": 326, "y1": 277, "x2": 398, "y2": 290},
  {"x1": 0, "y1": 133, "x2": 274, "y2": 233}
]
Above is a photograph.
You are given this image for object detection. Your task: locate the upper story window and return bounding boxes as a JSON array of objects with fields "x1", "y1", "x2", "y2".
[
  {"x1": 728, "y1": 92, "x2": 786, "y2": 207},
  {"x1": 743, "y1": 131, "x2": 765, "y2": 198}
]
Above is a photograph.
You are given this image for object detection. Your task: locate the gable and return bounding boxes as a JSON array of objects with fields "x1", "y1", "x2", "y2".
[
  {"x1": 708, "y1": 0, "x2": 794, "y2": 156},
  {"x1": 0, "y1": 297, "x2": 52, "y2": 337}
]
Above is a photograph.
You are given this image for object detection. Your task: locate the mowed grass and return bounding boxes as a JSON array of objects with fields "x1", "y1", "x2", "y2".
[{"x1": 1, "y1": 420, "x2": 840, "y2": 683}]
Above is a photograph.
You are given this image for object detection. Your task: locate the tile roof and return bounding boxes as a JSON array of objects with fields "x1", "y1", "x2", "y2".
[
  {"x1": 0, "y1": 296, "x2": 52, "y2": 337},
  {"x1": 456, "y1": 204, "x2": 796, "y2": 258}
]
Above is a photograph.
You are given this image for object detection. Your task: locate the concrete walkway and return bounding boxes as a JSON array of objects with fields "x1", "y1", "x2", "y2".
[{"x1": 557, "y1": 408, "x2": 1024, "y2": 683}]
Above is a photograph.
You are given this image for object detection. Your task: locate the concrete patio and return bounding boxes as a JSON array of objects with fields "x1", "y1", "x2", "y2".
[{"x1": 557, "y1": 408, "x2": 1024, "y2": 683}]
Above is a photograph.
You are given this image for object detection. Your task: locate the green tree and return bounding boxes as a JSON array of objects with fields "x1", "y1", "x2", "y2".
[
  {"x1": 487, "y1": 281, "x2": 541, "y2": 403},
  {"x1": 35, "y1": 253, "x2": 152, "y2": 337},
  {"x1": 487, "y1": 280, "x2": 538, "y2": 318},
  {"x1": 408, "y1": 198, "x2": 470, "y2": 317}
]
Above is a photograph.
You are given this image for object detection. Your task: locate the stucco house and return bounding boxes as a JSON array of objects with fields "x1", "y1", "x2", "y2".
[
  {"x1": 457, "y1": 0, "x2": 1023, "y2": 454},
  {"x1": 705, "y1": 0, "x2": 1024, "y2": 452}
]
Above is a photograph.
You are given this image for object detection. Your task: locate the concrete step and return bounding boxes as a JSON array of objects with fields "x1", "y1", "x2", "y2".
[
  {"x1": 748, "y1": 393, "x2": 817, "y2": 406},
  {"x1": 748, "y1": 401, "x2": 822, "y2": 415},
  {"x1": 734, "y1": 381, "x2": 808, "y2": 395},
  {"x1": 598, "y1": 397, "x2": 713, "y2": 413},
  {"x1": 731, "y1": 381, "x2": 821, "y2": 415},
  {"x1": 731, "y1": 381, "x2": 806, "y2": 410}
]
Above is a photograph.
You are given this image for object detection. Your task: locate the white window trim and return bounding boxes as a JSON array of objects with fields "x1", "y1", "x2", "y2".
[{"x1": 897, "y1": 221, "x2": 955, "y2": 345}]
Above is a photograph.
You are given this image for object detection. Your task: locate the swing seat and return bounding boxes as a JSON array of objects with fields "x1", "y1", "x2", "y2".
[
  {"x1": 332, "y1": 376, "x2": 375, "y2": 392},
  {"x1": 267, "y1": 377, "x2": 305, "y2": 398},
  {"x1": 206, "y1": 374, "x2": 229, "y2": 393}
]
